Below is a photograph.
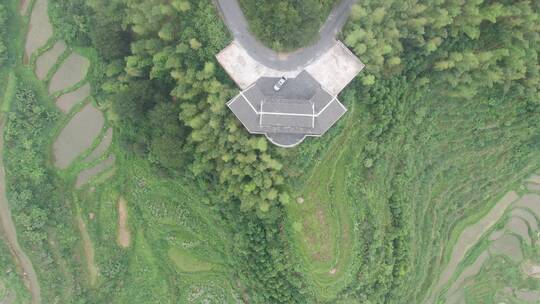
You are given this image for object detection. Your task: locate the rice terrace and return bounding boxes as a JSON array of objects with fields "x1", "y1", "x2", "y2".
[{"x1": 0, "y1": 0, "x2": 538, "y2": 304}]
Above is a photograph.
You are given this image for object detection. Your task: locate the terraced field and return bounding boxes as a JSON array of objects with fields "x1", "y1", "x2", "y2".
[
  {"x1": 289, "y1": 74, "x2": 540, "y2": 302},
  {"x1": 0, "y1": 0, "x2": 242, "y2": 302},
  {"x1": 75, "y1": 159, "x2": 242, "y2": 303},
  {"x1": 287, "y1": 104, "x2": 366, "y2": 300},
  {"x1": 1, "y1": 0, "x2": 539, "y2": 303},
  {"x1": 432, "y1": 173, "x2": 540, "y2": 303},
  {"x1": 23, "y1": 0, "x2": 112, "y2": 184}
]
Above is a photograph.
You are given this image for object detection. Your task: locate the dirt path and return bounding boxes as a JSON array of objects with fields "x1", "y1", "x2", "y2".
[
  {"x1": 0, "y1": 120, "x2": 41, "y2": 304},
  {"x1": 75, "y1": 212, "x2": 98, "y2": 286},
  {"x1": 117, "y1": 198, "x2": 131, "y2": 248}
]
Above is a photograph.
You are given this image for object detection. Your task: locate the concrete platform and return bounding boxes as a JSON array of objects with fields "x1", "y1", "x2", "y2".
[
  {"x1": 305, "y1": 41, "x2": 365, "y2": 95},
  {"x1": 217, "y1": 39, "x2": 364, "y2": 94},
  {"x1": 216, "y1": 40, "x2": 302, "y2": 89}
]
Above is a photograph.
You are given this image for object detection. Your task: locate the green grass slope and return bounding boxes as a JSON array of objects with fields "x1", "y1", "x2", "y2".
[{"x1": 288, "y1": 68, "x2": 539, "y2": 302}]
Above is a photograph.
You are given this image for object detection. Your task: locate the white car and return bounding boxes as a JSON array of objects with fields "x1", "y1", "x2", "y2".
[{"x1": 273, "y1": 76, "x2": 287, "y2": 91}]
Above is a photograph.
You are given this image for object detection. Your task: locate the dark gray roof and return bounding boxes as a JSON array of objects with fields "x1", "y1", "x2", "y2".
[
  {"x1": 261, "y1": 114, "x2": 313, "y2": 129},
  {"x1": 256, "y1": 71, "x2": 319, "y2": 99},
  {"x1": 261, "y1": 100, "x2": 313, "y2": 115},
  {"x1": 227, "y1": 70, "x2": 347, "y2": 147}
]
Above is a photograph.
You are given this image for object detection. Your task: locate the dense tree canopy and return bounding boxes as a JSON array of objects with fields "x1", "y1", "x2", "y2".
[
  {"x1": 239, "y1": 0, "x2": 337, "y2": 50},
  {"x1": 81, "y1": 1, "x2": 311, "y2": 301},
  {"x1": 32, "y1": 0, "x2": 540, "y2": 303},
  {"x1": 344, "y1": 0, "x2": 540, "y2": 102},
  {"x1": 97, "y1": 0, "x2": 291, "y2": 214}
]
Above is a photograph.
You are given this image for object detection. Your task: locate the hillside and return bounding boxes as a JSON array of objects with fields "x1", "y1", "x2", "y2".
[{"x1": 0, "y1": 0, "x2": 538, "y2": 303}]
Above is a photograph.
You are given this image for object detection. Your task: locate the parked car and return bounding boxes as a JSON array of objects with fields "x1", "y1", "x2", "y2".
[{"x1": 273, "y1": 76, "x2": 287, "y2": 91}]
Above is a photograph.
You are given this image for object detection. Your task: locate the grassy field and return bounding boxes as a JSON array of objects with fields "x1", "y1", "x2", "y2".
[
  {"x1": 286, "y1": 102, "x2": 367, "y2": 300},
  {"x1": 286, "y1": 70, "x2": 540, "y2": 302},
  {"x1": 74, "y1": 155, "x2": 241, "y2": 303},
  {"x1": 0, "y1": 239, "x2": 31, "y2": 304}
]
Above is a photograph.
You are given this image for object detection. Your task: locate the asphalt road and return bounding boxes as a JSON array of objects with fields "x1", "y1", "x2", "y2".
[{"x1": 215, "y1": 0, "x2": 357, "y2": 71}]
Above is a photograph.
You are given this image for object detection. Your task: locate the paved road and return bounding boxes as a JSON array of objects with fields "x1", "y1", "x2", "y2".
[
  {"x1": 0, "y1": 119, "x2": 41, "y2": 304},
  {"x1": 215, "y1": 0, "x2": 357, "y2": 71}
]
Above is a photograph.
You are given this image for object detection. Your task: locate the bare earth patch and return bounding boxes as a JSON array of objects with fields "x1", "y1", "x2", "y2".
[
  {"x1": 445, "y1": 251, "x2": 489, "y2": 304},
  {"x1": 35, "y1": 41, "x2": 66, "y2": 80},
  {"x1": 489, "y1": 229, "x2": 504, "y2": 241},
  {"x1": 445, "y1": 285, "x2": 464, "y2": 303},
  {"x1": 489, "y1": 234, "x2": 523, "y2": 262},
  {"x1": 515, "y1": 289, "x2": 540, "y2": 302},
  {"x1": 526, "y1": 182, "x2": 540, "y2": 192},
  {"x1": 20, "y1": 0, "x2": 30, "y2": 15},
  {"x1": 83, "y1": 128, "x2": 113, "y2": 163},
  {"x1": 55, "y1": 83, "x2": 91, "y2": 113},
  {"x1": 505, "y1": 217, "x2": 531, "y2": 245},
  {"x1": 510, "y1": 208, "x2": 538, "y2": 233},
  {"x1": 53, "y1": 103, "x2": 104, "y2": 169},
  {"x1": 521, "y1": 260, "x2": 540, "y2": 279},
  {"x1": 75, "y1": 155, "x2": 115, "y2": 189},
  {"x1": 515, "y1": 194, "x2": 540, "y2": 217},
  {"x1": 24, "y1": 0, "x2": 53, "y2": 60},
  {"x1": 427, "y1": 191, "x2": 519, "y2": 304},
  {"x1": 76, "y1": 213, "x2": 98, "y2": 286},
  {"x1": 48, "y1": 53, "x2": 90, "y2": 94},
  {"x1": 527, "y1": 174, "x2": 540, "y2": 184},
  {"x1": 117, "y1": 197, "x2": 131, "y2": 248}
]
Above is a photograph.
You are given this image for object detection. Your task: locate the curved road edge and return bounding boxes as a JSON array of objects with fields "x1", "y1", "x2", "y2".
[
  {"x1": 215, "y1": 0, "x2": 357, "y2": 71},
  {"x1": 0, "y1": 119, "x2": 41, "y2": 304}
]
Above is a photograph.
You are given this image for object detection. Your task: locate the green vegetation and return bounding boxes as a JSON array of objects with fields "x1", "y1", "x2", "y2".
[
  {"x1": 0, "y1": 3, "x2": 7, "y2": 66},
  {"x1": 238, "y1": 0, "x2": 337, "y2": 50},
  {"x1": 344, "y1": 0, "x2": 540, "y2": 94},
  {"x1": 283, "y1": 1, "x2": 540, "y2": 301},
  {"x1": 285, "y1": 101, "x2": 362, "y2": 300},
  {"x1": 288, "y1": 66, "x2": 539, "y2": 302},
  {"x1": 75, "y1": 158, "x2": 240, "y2": 303},
  {"x1": 432, "y1": 176, "x2": 540, "y2": 303},
  {"x1": 3, "y1": 71, "x2": 88, "y2": 302},
  {"x1": 0, "y1": 239, "x2": 31, "y2": 304},
  {"x1": 0, "y1": 0, "x2": 538, "y2": 303}
]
